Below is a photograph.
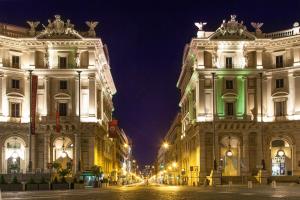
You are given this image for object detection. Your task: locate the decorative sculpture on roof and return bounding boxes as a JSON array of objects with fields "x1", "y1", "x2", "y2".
[
  {"x1": 39, "y1": 15, "x2": 80, "y2": 38},
  {"x1": 251, "y1": 22, "x2": 264, "y2": 35},
  {"x1": 195, "y1": 22, "x2": 207, "y2": 38},
  {"x1": 219, "y1": 15, "x2": 246, "y2": 36},
  {"x1": 195, "y1": 22, "x2": 207, "y2": 31},
  {"x1": 86, "y1": 21, "x2": 99, "y2": 37},
  {"x1": 26, "y1": 21, "x2": 40, "y2": 36}
]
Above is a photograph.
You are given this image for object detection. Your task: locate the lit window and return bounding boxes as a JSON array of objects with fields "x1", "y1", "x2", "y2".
[
  {"x1": 59, "y1": 57, "x2": 67, "y2": 69},
  {"x1": 226, "y1": 102, "x2": 234, "y2": 116},
  {"x1": 225, "y1": 57, "x2": 233, "y2": 69},
  {"x1": 12, "y1": 79, "x2": 20, "y2": 89},
  {"x1": 275, "y1": 101, "x2": 286, "y2": 117},
  {"x1": 59, "y1": 103, "x2": 68, "y2": 116},
  {"x1": 59, "y1": 80, "x2": 68, "y2": 90},
  {"x1": 276, "y1": 55, "x2": 283, "y2": 68},
  {"x1": 11, "y1": 103, "x2": 20, "y2": 117},
  {"x1": 275, "y1": 79, "x2": 284, "y2": 88},
  {"x1": 225, "y1": 80, "x2": 234, "y2": 89},
  {"x1": 12, "y1": 56, "x2": 20, "y2": 68}
]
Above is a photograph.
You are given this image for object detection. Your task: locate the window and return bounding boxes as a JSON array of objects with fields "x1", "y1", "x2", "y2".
[
  {"x1": 225, "y1": 57, "x2": 233, "y2": 68},
  {"x1": 12, "y1": 56, "x2": 20, "y2": 68},
  {"x1": 225, "y1": 80, "x2": 234, "y2": 89},
  {"x1": 12, "y1": 79, "x2": 20, "y2": 89},
  {"x1": 11, "y1": 103, "x2": 20, "y2": 117},
  {"x1": 59, "y1": 80, "x2": 68, "y2": 90},
  {"x1": 59, "y1": 103, "x2": 68, "y2": 116},
  {"x1": 276, "y1": 55, "x2": 283, "y2": 68},
  {"x1": 59, "y1": 57, "x2": 67, "y2": 69},
  {"x1": 276, "y1": 79, "x2": 284, "y2": 88},
  {"x1": 275, "y1": 101, "x2": 286, "y2": 117},
  {"x1": 226, "y1": 102, "x2": 234, "y2": 116}
]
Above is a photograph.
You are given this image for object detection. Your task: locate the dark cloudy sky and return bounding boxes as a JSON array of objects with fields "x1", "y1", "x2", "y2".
[{"x1": 1, "y1": 0, "x2": 299, "y2": 166}]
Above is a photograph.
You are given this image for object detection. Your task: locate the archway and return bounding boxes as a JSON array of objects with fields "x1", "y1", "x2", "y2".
[
  {"x1": 220, "y1": 136, "x2": 240, "y2": 176},
  {"x1": 270, "y1": 139, "x2": 292, "y2": 176},
  {"x1": 3, "y1": 136, "x2": 26, "y2": 173},
  {"x1": 53, "y1": 136, "x2": 73, "y2": 169}
]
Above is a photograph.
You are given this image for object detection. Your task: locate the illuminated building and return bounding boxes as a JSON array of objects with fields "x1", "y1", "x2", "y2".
[
  {"x1": 175, "y1": 15, "x2": 300, "y2": 184},
  {"x1": 0, "y1": 15, "x2": 116, "y2": 176}
]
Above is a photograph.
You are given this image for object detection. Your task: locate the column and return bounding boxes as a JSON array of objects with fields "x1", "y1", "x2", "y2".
[
  {"x1": 256, "y1": 76, "x2": 262, "y2": 121},
  {"x1": 294, "y1": 75, "x2": 300, "y2": 114},
  {"x1": 43, "y1": 77, "x2": 49, "y2": 116},
  {"x1": 89, "y1": 137, "x2": 95, "y2": 168},
  {"x1": 196, "y1": 49, "x2": 204, "y2": 69},
  {"x1": 256, "y1": 50, "x2": 263, "y2": 69},
  {"x1": 31, "y1": 134, "x2": 36, "y2": 170},
  {"x1": 88, "y1": 74, "x2": 96, "y2": 118},
  {"x1": 23, "y1": 75, "x2": 30, "y2": 122},
  {"x1": 75, "y1": 77, "x2": 79, "y2": 116},
  {"x1": 293, "y1": 47, "x2": 300, "y2": 66},
  {"x1": 100, "y1": 89, "x2": 104, "y2": 120},
  {"x1": 242, "y1": 132, "x2": 250, "y2": 176},
  {"x1": 196, "y1": 75, "x2": 205, "y2": 121},
  {"x1": 199, "y1": 132, "x2": 206, "y2": 178},
  {"x1": 287, "y1": 73, "x2": 295, "y2": 116},
  {"x1": 43, "y1": 134, "x2": 50, "y2": 170},
  {"x1": 1, "y1": 75, "x2": 7, "y2": 118},
  {"x1": 244, "y1": 77, "x2": 247, "y2": 118},
  {"x1": 74, "y1": 133, "x2": 81, "y2": 174},
  {"x1": 88, "y1": 51, "x2": 95, "y2": 69},
  {"x1": 0, "y1": 74, "x2": 3, "y2": 116},
  {"x1": 265, "y1": 76, "x2": 273, "y2": 119},
  {"x1": 215, "y1": 132, "x2": 219, "y2": 163}
]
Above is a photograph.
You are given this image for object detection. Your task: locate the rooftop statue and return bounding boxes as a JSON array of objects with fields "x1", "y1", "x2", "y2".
[
  {"x1": 86, "y1": 21, "x2": 99, "y2": 37},
  {"x1": 251, "y1": 22, "x2": 264, "y2": 35},
  {"x1": 26, "y1": 21, "x2": 40, "y2": 36}
]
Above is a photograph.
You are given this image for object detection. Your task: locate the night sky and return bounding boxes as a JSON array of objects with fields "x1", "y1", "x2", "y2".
[{"x1": 1, "y1": 0, "x2": 299, "y2": 166}]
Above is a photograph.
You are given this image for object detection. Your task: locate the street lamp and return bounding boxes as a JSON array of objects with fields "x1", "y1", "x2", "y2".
[
  {"x1": 226, "y1": 136, "x2": 233, "y2": 157},
  {"x1": 162, "y1": 142, "x2": 169, "y2": 149}
]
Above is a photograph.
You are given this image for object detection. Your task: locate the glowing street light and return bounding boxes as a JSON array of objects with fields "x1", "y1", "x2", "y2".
[
  {"x1": 172, "y1": 162, "x2": 178, "y2": 168},
  {"x1": 163, "y1": 142, "x2": 169, "y2": 149}
]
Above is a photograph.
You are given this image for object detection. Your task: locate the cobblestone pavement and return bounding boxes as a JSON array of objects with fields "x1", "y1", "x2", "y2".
[{"x1": 2, "y1": 184, "x2": 300, "y2": 200}]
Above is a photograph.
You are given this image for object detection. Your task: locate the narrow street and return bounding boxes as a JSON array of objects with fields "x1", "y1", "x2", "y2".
[{"x1": 2, "y1": 183, "x2": 300, "y2": 200}]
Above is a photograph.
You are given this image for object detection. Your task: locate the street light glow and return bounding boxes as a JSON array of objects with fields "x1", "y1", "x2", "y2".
[{"x1": 163, "y1": 142, "x2": 169, "y2": 149}]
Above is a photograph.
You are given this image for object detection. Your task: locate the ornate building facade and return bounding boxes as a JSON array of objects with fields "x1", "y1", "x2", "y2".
[
  {"x1": 160, "y1": 15, "x2": 300, "y2": 185},
  {"x1": 0, "y1": 15, "x2": 121, "y2": 176}
]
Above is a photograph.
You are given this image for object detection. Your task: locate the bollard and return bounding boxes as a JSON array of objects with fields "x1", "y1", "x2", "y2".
[
  {"x1": 247, "y1": 181, "x2": 253, "y2": 189},
  {"x1": 271, "y1": 180, "x2": 277, "y2": 189}
]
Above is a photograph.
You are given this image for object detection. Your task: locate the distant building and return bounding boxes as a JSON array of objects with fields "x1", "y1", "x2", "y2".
[{"x1": 0, "y1": 15, "x2": 118, "y2": 177}]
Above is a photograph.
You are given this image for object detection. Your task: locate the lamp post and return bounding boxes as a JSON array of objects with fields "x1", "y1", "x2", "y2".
[
  {"x1": 28, "y1": 69, "x2": 33, "y2": 172},
  {"x1": 77, "y1": 70, "x2": 82, "y2": 172}
]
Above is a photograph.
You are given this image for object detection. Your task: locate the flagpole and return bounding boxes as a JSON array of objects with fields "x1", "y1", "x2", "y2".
[{"x1": 28, "y1": 69, "x2": 33, "y2": 173}]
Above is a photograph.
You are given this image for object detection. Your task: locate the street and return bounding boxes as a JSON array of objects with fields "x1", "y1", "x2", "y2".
[{"x1": 2, "y1": 183, "x2": 300, "y2": 200}]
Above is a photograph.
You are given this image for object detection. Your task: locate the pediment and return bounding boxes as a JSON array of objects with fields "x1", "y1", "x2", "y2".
[
  {"x1": 54, "y1": 93, "x2": 71, "y2": 100},
  {"x1": 222, "y1": 92, "x2": 237, "y2": 100},
  {"x1": 6, "y1": 92, "x2": 24, "y2": 98},
  {"x1": 272, "y1": 91, "x2": 288, "y2": 97},
  {"x1": 209, "y1": 30, "x2": 256, "y2": 41}
]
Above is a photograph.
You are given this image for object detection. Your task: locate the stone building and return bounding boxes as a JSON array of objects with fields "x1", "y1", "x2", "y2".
[
  {"x1": 0, "y1": 15, "x2": 118, "y2": 176},
  {"x1": 162, "y1": 15, "x2": 300, "y2": 185}
]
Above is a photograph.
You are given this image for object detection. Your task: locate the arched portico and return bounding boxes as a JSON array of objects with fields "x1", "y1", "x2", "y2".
[
  {"x1": 52, "y1": 136, "x2": 74, "y2": 169},
  {"x1": 2, "y1": 136, "x2": 27, "y2": 173},
  {"x1": 219, "y1": 135, "x2": 241, "y2": 176}
]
